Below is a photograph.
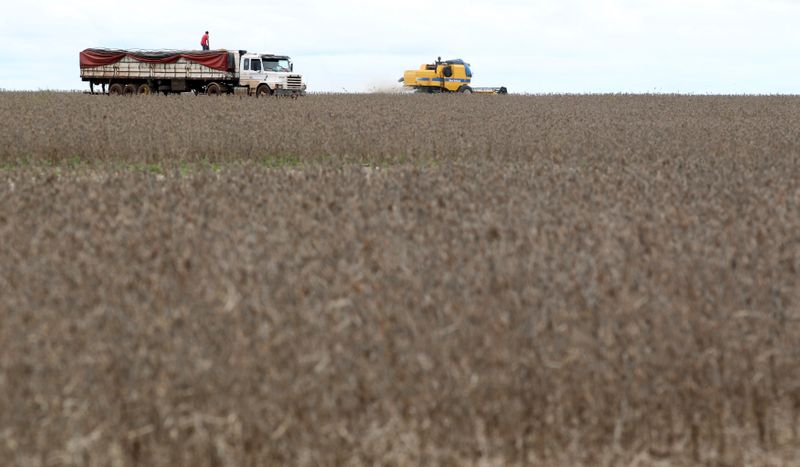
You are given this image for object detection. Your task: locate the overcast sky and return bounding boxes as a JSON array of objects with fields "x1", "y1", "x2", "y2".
[{"x1": 2, "y1": 0, "x2": 800, "y2": 93}]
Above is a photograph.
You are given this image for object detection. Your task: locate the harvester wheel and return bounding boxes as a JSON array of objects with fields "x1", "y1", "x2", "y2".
[
  {"x1": 123, "y1": 84, "x2": 137, "y2": 96},
  {"x1": 108, "y1": 83, "x2": 124, "y2": 96},
  {"x1": 206, "y1": 83, "x2": 222, "y2": 96},
  {"x1": 459, "y1": 86, "x2": 473, "y2": 94},
  {"x1": 256, "y1": 85, "x2": 272, "y2": 98},
  {"x1": 137, "y1": 84, "x2": 153, "y2": 95}
]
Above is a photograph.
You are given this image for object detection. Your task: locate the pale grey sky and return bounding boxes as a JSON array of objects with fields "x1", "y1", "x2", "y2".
[{"x1": 2, "y1": 0, "x2": 800, "y2": 93}]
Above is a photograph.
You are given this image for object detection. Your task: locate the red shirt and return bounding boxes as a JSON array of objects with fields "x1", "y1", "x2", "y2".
[{"x1": 201, "y1": 34, "x2": 209, "y2": 46}]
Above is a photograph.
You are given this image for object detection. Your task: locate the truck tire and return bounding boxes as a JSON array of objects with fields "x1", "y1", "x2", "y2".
[
  {"x1": 458, "y1": 86, "x2": 473, "y2": 94},
  {"x1": 137, "y1": 84, "x2": 153, "y2": 95},
  {"x1": 108, "y1": 83, "x2": 124, "y2": 96},
  {"x1": 123, "y1": 84, "x2": 137, "y2": 96},
  {"x1": 206, "y1": 83, "x2": 222, "y2": 96},
  {"x1": 256, "y1": 85, "x2": 272, "y2": 98}
]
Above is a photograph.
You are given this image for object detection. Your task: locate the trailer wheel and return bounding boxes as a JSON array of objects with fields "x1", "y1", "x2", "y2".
[
  {"x1": 137, "y1": 84, "x2": 153, "y2": 95},
  {"x1": 256, "y1": 85, "x2": 272, "y2": 98},
  {"x1": 123, "y1": 84, "x2": 137, "y2": 96},
  {"x1": 458, "y1": 86, "x2": 473, "y2": 94},
  {"x1": 206, "y1": 83, "x2": 222, "y2": 96},
  {"x1": 108, "y1": 83, "x2": 124, "y2": 96}
]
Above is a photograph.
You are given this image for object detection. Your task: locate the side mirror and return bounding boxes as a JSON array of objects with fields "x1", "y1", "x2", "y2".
[{"x1": 290, "y1": 64, "x2": 294, "y2": 72}]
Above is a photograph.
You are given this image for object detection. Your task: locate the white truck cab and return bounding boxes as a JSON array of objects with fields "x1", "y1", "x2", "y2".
[{"x1": 239, "y1": 53, "x2": 306, "y2": 97}]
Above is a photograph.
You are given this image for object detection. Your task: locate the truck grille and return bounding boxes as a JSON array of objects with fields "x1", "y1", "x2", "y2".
[{"x1": 287, "y1": 75, "x2": 303, "y2": 90}]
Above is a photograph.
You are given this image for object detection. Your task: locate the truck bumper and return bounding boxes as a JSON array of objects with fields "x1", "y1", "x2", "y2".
[{"x1": 274, "y1": 86, "x2": 306, "y2": 97}]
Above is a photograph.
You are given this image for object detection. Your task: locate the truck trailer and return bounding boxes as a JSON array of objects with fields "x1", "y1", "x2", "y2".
[{"x1": 79, "y1": 48, "x2": 306, "y2": 97}]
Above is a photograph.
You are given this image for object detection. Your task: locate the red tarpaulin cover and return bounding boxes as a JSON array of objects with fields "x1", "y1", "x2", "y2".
[{"x1": 80, "y1": 49, "x2": 230, "y2": 72}]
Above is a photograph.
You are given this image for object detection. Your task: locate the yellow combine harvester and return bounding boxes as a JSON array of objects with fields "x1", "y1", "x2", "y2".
[{"x1": 400, "y1": 57, "x2": 507, "y2": 94}]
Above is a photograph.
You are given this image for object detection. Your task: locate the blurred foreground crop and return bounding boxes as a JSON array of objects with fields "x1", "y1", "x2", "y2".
[{"x1": 0, "y1": 93, "x2": 799, "y2": 465}]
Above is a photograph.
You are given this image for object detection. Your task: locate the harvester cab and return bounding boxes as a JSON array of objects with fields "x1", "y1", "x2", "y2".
[{"x1": 400, "y1": 57, "x2": 507, "y2": 94}]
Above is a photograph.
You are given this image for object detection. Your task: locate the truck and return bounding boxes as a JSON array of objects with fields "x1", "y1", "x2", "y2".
[
  {"x1": 400, "y1": 57, "x2": 507, "y2": 94},
  {"x1": 79, "y1": 48, "x2": 306, "y2": 97}
]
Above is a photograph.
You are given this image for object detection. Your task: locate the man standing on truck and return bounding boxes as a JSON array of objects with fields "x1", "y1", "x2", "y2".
[{"x1": 201, "y1": 31, "x2": 210, "y2": 51}]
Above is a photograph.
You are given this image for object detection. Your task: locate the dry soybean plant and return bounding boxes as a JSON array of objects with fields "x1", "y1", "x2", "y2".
[{"x1": 0, "y1": 92, "x2": 799, "y2": 465}]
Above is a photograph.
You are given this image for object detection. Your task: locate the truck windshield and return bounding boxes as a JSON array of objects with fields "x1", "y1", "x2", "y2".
[{"x1": 263, "y1": 59, "x2": 290, "y2": 72}]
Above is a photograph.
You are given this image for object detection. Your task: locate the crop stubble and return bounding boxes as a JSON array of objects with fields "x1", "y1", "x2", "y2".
[{"x1": 0, "y1": 93, "x2": 799, "y2": 465}]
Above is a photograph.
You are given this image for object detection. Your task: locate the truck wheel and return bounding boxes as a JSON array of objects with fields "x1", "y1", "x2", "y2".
[
  {"x1": 137, "y1": 84, "x2": 153, "y2": 95},
  {"x1": 206, "y1": 83, "x2": 222, "y2": 96},
  {"x1": 256, "y1": 85, "x2": 272, "y2": 98},
  {"x1": 123, "y1": 84, "x2": 137, "y2": 96},
  {"x1": 108, "y1": 83, "x2": 124, "y2": 96},
  {"x1": 459, "y1": 86, "x2": 473, "y2": 94}
]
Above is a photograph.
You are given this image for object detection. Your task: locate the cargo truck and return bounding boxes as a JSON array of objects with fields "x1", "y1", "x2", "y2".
[{"x1": 79, "y1": 48, "x2": 306, "y2": 97}]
